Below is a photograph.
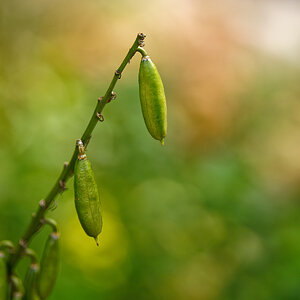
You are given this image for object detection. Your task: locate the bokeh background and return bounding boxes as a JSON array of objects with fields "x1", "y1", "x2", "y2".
[{"x1": 1, "y1": 0, "x2": 300, "y2": 299}]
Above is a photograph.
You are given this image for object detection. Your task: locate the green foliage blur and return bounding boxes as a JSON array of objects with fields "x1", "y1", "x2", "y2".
[{"x1": 1, "y1": 0, "x2": 300, "y2": 299}]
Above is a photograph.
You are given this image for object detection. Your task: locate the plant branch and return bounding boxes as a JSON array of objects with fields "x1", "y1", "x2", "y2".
[{"x1": 9, "y1": 32, "x2": 146, "y2": 271}]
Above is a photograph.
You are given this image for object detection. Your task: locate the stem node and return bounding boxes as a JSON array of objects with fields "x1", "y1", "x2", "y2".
[
  {"x1": 39, "y1": 199, "x2": 46, "y2": 209},
  {"x1": 19, "y1": 239, "x2": 27, "y2": 249},
  {"x1": 115, "y1": 69, "x2": 122, "y2": 79},
  {"x1": 59, "y1": 180, "x2": 66, "y2": 192},
  {"x1": 138, "y1": 32, "x2": 146, "y2": 46},
  {"x1": 48, "y1": 201, "x2": 57, "y2": 211},
  {"x1": 96, "y1": 113, "x2": 104, "y2": 122},
  {"x1": 108, "y1": 91, "x2": 117, "y2": 103}
]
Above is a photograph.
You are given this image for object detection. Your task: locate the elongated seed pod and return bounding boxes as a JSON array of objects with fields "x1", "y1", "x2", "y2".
[
  {"x1": 138, "y1": 55, "x2": 167, "y2": 145},
  {"x1": 37, "y1": 232, "x2": 59, "y2": 299},
  {"x1": 24, "y1": 263, "x2": 40, "y2": 300},
  {"x1": 0, "y1": 252, "x2": 8, "y2": 300},
  {"x1": 74, "y1": 140, "x2": 102, "y2": 244}
]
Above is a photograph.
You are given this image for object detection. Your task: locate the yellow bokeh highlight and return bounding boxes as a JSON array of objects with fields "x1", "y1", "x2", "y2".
[{"x1": 62, "y1": 210, "x2": 129, "y2": 271}]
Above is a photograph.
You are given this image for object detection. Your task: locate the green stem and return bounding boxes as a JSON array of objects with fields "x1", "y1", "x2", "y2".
[
  {"x1": 24, "y1": 248, "x2": 38, "y2": 265},
  {"x1": 136, "y1": 46, "x2": 148, "y2": 57},
  {"x1": 0, "y1": 240, "x2": 15, "y2": 252},
  {"x1": 11, "y1": 275, "x2": 24, "y2": 299},
  {"x1": 41, "y1": 218, "x2": 58, "y2": 233},
  {"x1": 9, "y1": 32, "x2": 146, "y2": 271}
]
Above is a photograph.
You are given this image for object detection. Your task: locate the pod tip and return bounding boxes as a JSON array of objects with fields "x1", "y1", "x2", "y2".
[
  {"x1": 160, "y1": 139, "x2": 165, "y2": 147},
  {"x1": 94, "y1": 236, "x2": 99, "y2": 246}
]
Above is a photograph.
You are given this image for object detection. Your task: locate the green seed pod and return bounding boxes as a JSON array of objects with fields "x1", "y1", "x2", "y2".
[
  {"x1": 24, "y1": 263, "x2": 40, "y2": 300},
  {"x1": 74, "y1": 140, "x2": 102, "y2": 245},
  {"x1": 0, "y1": 252, "x2": 8, "y2": 300},
  {"x1": 11, "y1": 275, "x2": 24, "y2": 300},
  {"x1": 37, "y1": 232, "x2": 59, "y2": 299},
  {"x1": 138, "y1": 54, "x2": 167, "y2": 145}
]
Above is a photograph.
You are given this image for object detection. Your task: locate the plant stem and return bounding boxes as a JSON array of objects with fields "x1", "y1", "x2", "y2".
[
  {"x1": 136, "y1": 46, "x2": 148, "y2": 57},
  {"x1": 24, "y1": 248, "x2": 38, "y2": 264},
  {"x1": 9, "y1": 32, "x2": 146, "y2": 271},
  {"x1": 41, "y1": 218, "x2": 58, "y2": 233}
]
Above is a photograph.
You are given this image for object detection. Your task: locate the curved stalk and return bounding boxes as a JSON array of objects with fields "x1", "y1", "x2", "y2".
[
  {"x1": 41, "y1": 218, "x2": 58, "y2": 233},
  {"x1": 9, "y1": 32, "x2": 146, "y2": 271},
  {"x1": 136, "y1": 46, "x2": 148, "y2": 57},
  {"x1": 24, "y1": 248, "x2": 38, "y2": 265},
  {"x1": 0, "y1": 240, "x2": 15, "y2": 252}
]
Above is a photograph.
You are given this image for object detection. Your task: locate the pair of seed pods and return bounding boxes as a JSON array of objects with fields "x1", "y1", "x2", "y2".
[{"x1": 73, "y1": 52, "x2": 167, "y2": 243}]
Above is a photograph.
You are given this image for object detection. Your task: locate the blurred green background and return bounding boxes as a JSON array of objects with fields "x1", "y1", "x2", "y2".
[{"x1": 1, "y1": 0, "x2": 300, "y2": 299}]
